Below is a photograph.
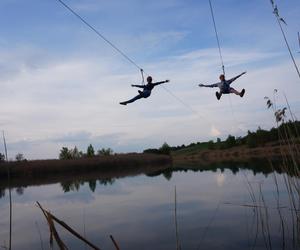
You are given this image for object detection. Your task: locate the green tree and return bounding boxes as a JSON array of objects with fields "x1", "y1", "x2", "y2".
[
  {"x1": 71, "y1": 146, "x2": 81, "y2": 159},
  {"x1": 15, "y1": 153, "x2": 25, "y2": 162},
  {"x1": 246, "y1": 131, "x2": 257, "y2": 148},
  {"x1": 159, "y1": 142, "x2": 171, "y2": 155},
  {"x1": 225, "y1": 135, "x2": 236, "y2": 148},
  {"x1": 86, "y1": 144, "x2": 95, "y2": 157},
  {"x1": 59, "y1": 147, "x2": 72, "y2": 160},
  {"x1": 0, "y1": 153, "x2": 5, "y2": 163},
  {"x1": 97, "y1": 148, "x2": 113, "y2": 156}
]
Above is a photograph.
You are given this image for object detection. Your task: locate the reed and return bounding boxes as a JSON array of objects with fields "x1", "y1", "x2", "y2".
[
  {"x1": 243, "y1": 92, "x2": 300, "y2": 249},
  {"x1": 174, "y1": 186, "x2": 181, "y2": 250},
  {"x1": 2, "y1": 131, "x2": 12, "y2": 250}
]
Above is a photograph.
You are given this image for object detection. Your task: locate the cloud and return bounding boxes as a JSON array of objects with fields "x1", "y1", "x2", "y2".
[
  {"x1": 1, "y1": 36, "x2": 299, "y2": 159},
  {"x1": 210, "y1": 126, "x2": 221, "y2": 137}
]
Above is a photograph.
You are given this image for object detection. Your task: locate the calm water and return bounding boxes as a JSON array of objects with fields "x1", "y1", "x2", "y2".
[{"x1": 0, "y1": 164, "x2": 298, "y2": 250}]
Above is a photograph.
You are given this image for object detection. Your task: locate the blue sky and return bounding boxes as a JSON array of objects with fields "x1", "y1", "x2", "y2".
[{"x1": 0, "y1": 0, "x2": 300, "y2": 159}]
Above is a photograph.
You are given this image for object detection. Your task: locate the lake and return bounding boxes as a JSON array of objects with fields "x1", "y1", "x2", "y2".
[{"x1": 0, "y1": 162, "x2": 298, "y2": 250}]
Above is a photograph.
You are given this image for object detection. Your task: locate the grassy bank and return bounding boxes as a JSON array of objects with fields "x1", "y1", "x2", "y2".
[
  {"x1": 0, "y1": 153, "x2": 171, "y2": 185},
  {"x1": 172, "y1": 141, "x2": 299, "y2": 164}
]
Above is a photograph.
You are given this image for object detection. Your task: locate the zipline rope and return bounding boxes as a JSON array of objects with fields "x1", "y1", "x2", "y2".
[
  {"x1": 55, "y1": 0, "x2": 216, "y2": 127},
  {"x1": 208, "y1": 0, "x2": 246, "y2": 133},
  {"x1": 56, "y1": 0, "x2": 143, "y2": 71},
  {"x1": 208, "y1": 0, "x2": 225, "y2": 76}
]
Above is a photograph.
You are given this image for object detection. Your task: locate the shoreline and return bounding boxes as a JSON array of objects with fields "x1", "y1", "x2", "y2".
[{"x1": 0, "y1": 153, "x2": 171, "y2": 184}]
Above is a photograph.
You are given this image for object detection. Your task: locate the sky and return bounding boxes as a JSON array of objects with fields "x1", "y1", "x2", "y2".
[{"x1": 0, "y1": 0, "x2": 300, "y2": 159}]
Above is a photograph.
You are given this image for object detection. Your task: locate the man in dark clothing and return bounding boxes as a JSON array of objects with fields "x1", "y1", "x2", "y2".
[
  {"x1": 199, "y1": 72, "x2": 246, "y2": 100},
  {"x1": 120, "y1": 76, "x2": 169, "y2": 105}
]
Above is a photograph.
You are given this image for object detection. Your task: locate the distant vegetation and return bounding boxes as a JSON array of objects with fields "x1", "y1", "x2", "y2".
[
  {"x1": 0, "y1": 153, "x2": 171, "y2": 199},
  {"x1": 0, "y1": 153, "x2": 171, "y2": 182},
  {"x1": 59, "y1": 144, "x2": 114, "y2": 160},
  {"x1": 0, "y1": 153, "x2": 4, "y2": 163},
  {"x1": 0, "y1": 152, "x2": 26, "y2": 163},
  {"x1": 143, "y1": 142, "x2": 172, "y2": 155},
  {"x1": 143, "y1": 120, "x2": 300, "y2": 154}
]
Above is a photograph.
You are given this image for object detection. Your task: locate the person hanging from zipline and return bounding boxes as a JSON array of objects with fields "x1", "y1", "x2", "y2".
[
  {"x1": 199, "y1": 72, "x2": 246, "y2": 100},
  {"x1": 120, "y1": 76, "x2": 169, "y2": 105}
]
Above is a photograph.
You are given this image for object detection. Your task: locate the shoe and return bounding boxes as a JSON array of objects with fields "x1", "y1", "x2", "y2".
[
  {"x1": 120, "y1": 102, "x2": 127, "y2": 105},
  {"x1": 240, "y1": 89, "x2": 245, "y2": 97},
  {"x1": 215, "y1": 92, "x2": 221, "y2": 100}
]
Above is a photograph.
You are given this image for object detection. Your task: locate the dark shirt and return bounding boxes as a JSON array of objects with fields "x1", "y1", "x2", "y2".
[{"x1": 143, "y1": 83, "x2": 155, "y2": 91}]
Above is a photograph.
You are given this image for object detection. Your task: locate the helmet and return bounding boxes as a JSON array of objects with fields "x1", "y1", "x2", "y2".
[{"x1": 147, "y1": 76, "x2": 152, "y2": 82}]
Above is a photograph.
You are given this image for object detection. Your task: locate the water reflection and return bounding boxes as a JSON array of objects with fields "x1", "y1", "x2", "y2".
[
  {"x1": 0, "y1": 159, "x2": 293, "y2": 198},
  {"x1": 60, "y1": 178, "x2": 115, "y2": 193},
  {"x1": 0, "y1": 163, "x2": 298, "y2": 249}
]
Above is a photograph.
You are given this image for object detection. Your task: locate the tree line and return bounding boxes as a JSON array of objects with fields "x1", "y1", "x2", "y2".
[
  {"x1": 143, "y1": 120, "x2": 300, "y2": 154},
  {"x1": 0, "y1": 153, "x2": 26, "y2": 163},
  {"x1": 59, "y1": 144, "x2": 114, "y2": 160}
]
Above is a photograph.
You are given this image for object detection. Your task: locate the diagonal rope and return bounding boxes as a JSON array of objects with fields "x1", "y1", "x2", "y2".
[
  {"x1": 56, "y1": 0, "x2": 143, "y2": 71},
  {"x1": 55, "y1": 0, "x2": 216, "y2": 128},
  {"x1": 208, "y1": 0, "x2": 225, "y2": 76}
]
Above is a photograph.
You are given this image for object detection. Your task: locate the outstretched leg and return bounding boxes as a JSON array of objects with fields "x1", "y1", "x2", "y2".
[
  {"x1": 230, "y1": 88, "x2": 245, "y2": 97},
  {"x1": 120, "y1": 94, "x2": 143, "y2": 105}
]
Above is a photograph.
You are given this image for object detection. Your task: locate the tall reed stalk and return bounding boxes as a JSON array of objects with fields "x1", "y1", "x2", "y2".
[
  {"x1": 174, "y1": 186, "x2": 181, "y2": 250},
  {"x1": 246, "y1": 93, "x2": 300, "y2": 248},
  {"x1": 2, "y1": 131, "x2": 12, "y2": 250}
]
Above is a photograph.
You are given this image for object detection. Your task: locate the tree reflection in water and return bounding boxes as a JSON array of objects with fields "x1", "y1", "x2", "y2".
[
  {"x1": 0, "y1": 159, "x2": 292, "y2": 198},
  {"x1": 60, "y1": 178, "x2": 116, "y2": 193}
]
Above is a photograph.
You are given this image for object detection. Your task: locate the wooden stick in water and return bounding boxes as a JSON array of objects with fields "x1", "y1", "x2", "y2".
[
  {"x1": 110, "y1": 235, "x2": 120, "y2": 250},
  {"x1": 37, "y1": 202, "x2": 101, "y2": 250}
]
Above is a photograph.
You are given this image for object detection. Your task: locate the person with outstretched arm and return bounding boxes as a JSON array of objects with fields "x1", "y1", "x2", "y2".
[
  {"x1": 199, "y1": 72, "x2": 246, "y2": 100},
  {"x1": 120, "y1": 76, "x2": 169, "y2": 105}
]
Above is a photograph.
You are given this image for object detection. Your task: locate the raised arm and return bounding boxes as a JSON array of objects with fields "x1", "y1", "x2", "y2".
[
  {"x1": 227, "y1": 71, "x2": 246, "y2": 84},
  {"x1": 152, "y1": 79, "x2": 170, "y2": 86},
  {"x1": 131, "y1": 84, "x2": 145, "y2": 88},
  {"x1": 198, "y1": 83, "x2": 219, "y2": 88}
]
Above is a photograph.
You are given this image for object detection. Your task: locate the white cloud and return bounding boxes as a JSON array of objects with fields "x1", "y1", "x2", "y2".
[
  {"x1": 1, "y1": 43, "x2": 299, "y2": 159},
  {"x1": 210, "y1": 125, "x2": 221, "y2": 137}
]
